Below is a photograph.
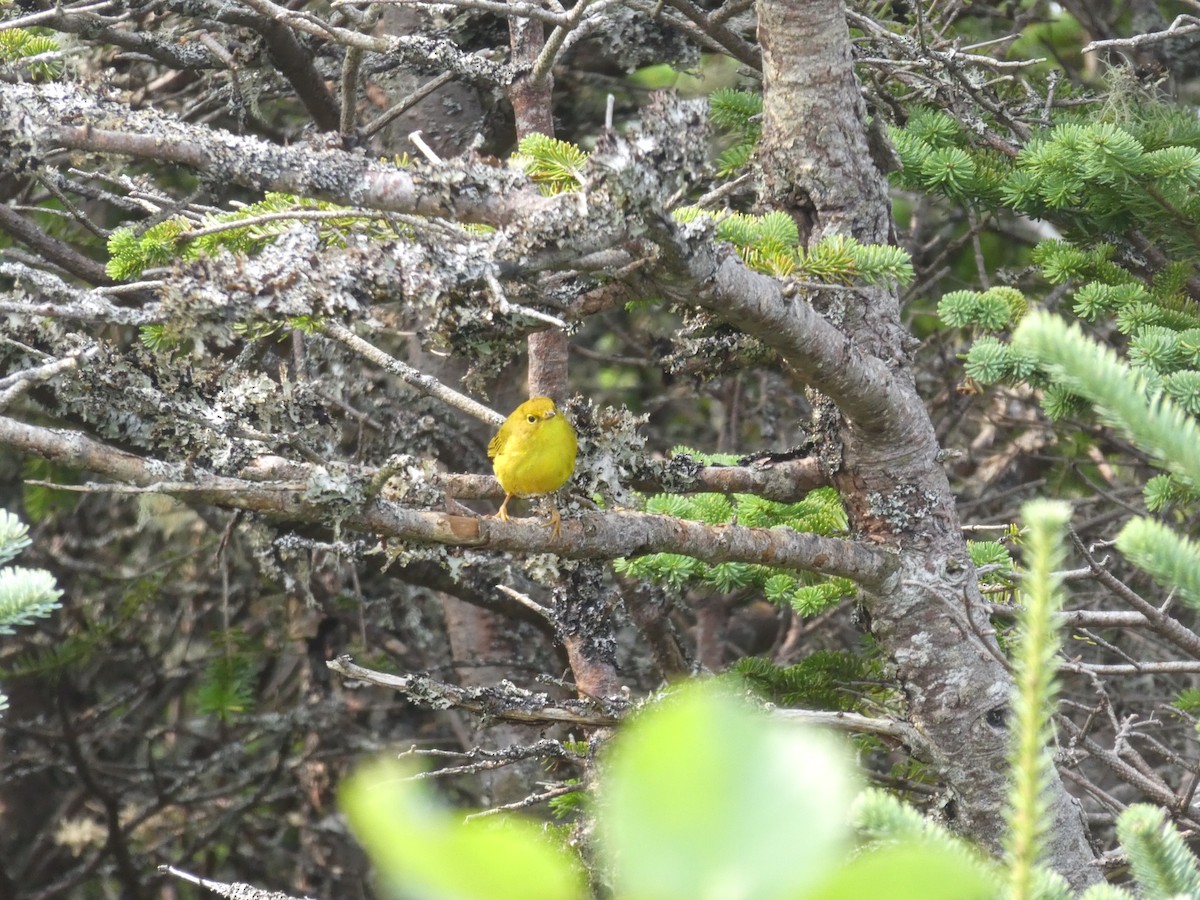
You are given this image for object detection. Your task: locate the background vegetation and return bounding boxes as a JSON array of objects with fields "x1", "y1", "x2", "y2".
[{"x1": 4, "y1": 0, "x2": 1200, "y2": 896}]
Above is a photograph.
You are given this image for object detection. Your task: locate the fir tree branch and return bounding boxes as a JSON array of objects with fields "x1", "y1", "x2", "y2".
[
  {"x1": 1115, "y1": 518, "x2": 1200, "y2": 611},
  {"x1": 1006, "y1": 500, "x2": 1070, "y2": 900},
  {"x1": 1115, "y1": 804, "x2": 1200, "y2": 896},
  {"x1": 1012, "y1": 312, "x2": 1200, "y2": 486}
]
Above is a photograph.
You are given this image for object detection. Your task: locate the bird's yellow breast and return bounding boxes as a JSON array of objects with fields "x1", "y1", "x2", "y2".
[{"x1": 489, "y1": 398, "x2": 578, "y2": 497}]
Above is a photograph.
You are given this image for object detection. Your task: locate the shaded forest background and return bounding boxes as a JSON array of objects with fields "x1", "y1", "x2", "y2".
[{"x1": 3, "y1": 0, "x2": 1200, "y2": 896}]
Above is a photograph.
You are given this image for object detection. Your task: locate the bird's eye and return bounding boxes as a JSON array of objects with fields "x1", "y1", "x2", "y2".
[{"x1": 527, "y1": 415, "x2": 537, "y2": 424}]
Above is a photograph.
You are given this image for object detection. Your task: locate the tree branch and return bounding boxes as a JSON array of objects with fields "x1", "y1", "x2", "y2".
[
  {"x1": 327, "y1": 655, "x2": 622, "y2": 725},
  {"x1": 0, "y1": 415, "x2": 895, "y2": 586},
  {"x1": 2, "y1": 82, "x2": 556, "y2": 228},
  {"x1": 0, "y1": 202, "x2": 112, "y2": 285}
]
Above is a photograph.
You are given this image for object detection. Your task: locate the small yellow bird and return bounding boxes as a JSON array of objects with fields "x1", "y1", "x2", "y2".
[{"x1": 488, "y1": 397, "x2": 578, "y2": 534}]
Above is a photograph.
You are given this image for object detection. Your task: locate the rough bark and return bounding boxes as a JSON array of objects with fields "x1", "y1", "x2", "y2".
[{"x1": 755, "y1": 0, "x2": 1099, "y2": 887}]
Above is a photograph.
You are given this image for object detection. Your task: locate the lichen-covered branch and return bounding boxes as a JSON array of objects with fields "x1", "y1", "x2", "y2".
[
  {"x1": 0, "y1": 82, "x2": 554, "y2": 228},
  {"x1": 0, "y1": 415, "x2": 897, "y2": 587},
  {"x1": 328, "y1": 655, "x2": 622, "y2": 725}
]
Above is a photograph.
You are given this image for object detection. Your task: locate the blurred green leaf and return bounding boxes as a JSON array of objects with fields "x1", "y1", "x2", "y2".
[
  {"x1": 342, "y1": 758, "x2": 585, "y2": 900},
  {"x1": 599, "y1": 683, "x2": 857, "y2": 900},
  {"x1": 807, "y1": 844, "x2": 995, "y2": 900}
]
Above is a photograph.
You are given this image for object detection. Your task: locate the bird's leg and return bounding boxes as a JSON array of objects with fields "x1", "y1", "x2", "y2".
[
  {"x1": 547, "y1": 506, "x2": 562, "y2": 540},
  {"x1": 497, "y1": 493, "x2": 514, "y2": 522}
]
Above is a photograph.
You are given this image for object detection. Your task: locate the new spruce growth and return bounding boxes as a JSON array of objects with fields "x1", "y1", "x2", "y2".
[{"x1": 0, "y1": 509, "x2": 62, "y2": 716}]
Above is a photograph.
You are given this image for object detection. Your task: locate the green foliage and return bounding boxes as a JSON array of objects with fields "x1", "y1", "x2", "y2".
[
  {"x1": 602, "y1": 685, "x2": 847, "y2": 899},
  {"x1": 138, "y1": 324, "x2": 174, "y2": 352},
  {"x1": 938, "y1": 286, "x2": 1027, "y2": 331},
  {"x1": 733, "y1": 650, "x2": 881, "y2": 711},
  {"x1": 717, "y1": 209, "x2": 801, "y2": 276},
  {"x1": 1142, "y1": 474, "x2": 1197, "y2": 513},
  {"x1": 1006, "y1": 500, "x2": 1071, "y2": 900},
  {"x1": 1172, "y1": 688, "x2": 1200, "y2": 714},
  {"x1": 801, "y1": 234, "x2": 914, "y2": 286},
  {"x1": 912, "y1": 104, "x2": 1200, "y2": 428},
  {"x1": 106, "y1": 217, "x2": 193, "y2": 280},
  {"x1": 105, "y1": 193, "x2": 371, "y2": 281},
  {"x1": 968, "y1": 538, "x2": 1016, "y2": 598},
  {"x1": 513, "y1": 134, "x2": 589, "y2": 194},
  {"x1": 967, "y1": 538, "x2": 1014, "y2": 571},
  {"x1": 195, "y1": 641, "x2": 258, "y2": 722},
  {"x1": 616, "y1": 478, "x2": 852, "y2": 614},
  {"x1": 343, "y1": 758, "x2": 585, "y2": 900},
  {"x1": 1011, "y1": 315, "x2": 1200, "y2": 894},
  {"x1": 547, "y1": 782, "x2": 585, "y2": 819},
  {"x1": 0, "y1": 27, "x2": 61, "y2": 78},
  {"x1": 20, "y1": 457, "x2": 81, "y2": 523},
  {"x1": 791, "y1": 577, "x2": 857, "y2": 615},
  {"x1": 1116, "y1": 804, "x2": 1200, "y2": 899},
  {"x1": 1040, "y1": 384, "x2": 1087, "y2": 421},
  {"x1": 1077, "y1": 886, "x2": 1134, "y2": 900},
  {"x1": 1115, "y1": 518, "x2": 1200, "y2": 611},
  {"x1": 233, "y1": 314, "x2": 326, "y2": 342},
  {"x1": 897, "y1": 113, "x2": 1200, "y2": 259},
  {"x1": 962, "y1": 336, "x2": 1039, "y2": 386},
  {"x1": 346, "y1": 685, "x2": 998, "y2": 899},
  {"x1": 851, "y1": 789, "x2": 1001, "y2": 895},
  {"x1": 0, "y1": 572, "x2": 159, "y2": 687},
  {"x1": 708, "y1": 88, "x2": 762, "y2": 177},
  {"x1": 343, "y1": 522, "x2": 1200, "y2": 900},
  {"x1": 674, "y1": 207, "x2": 913, "y2": 285},
  {"x1": 0, "y1": 509, "x2": 63, "y2": 716},
  {"x1": 1013, "y1": 312, "x2": 1200, "y2": 486}
]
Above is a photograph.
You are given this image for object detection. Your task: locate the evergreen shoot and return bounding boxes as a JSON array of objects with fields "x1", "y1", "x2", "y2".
[
  {"x1": 0, "y1": 509, "x2": 63, "y2": 716},
  {"x1": 1005, "y1": 500, "x2": 1071, "y2": 900}
]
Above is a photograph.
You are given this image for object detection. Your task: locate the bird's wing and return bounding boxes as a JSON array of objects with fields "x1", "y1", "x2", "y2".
[{"x1": 487, "y1": 425, "x2": 507, "y2": 460}]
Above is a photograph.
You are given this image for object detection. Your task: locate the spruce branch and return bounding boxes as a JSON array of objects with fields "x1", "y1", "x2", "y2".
[
  {"x1": 1115, "y1": 803, "x2": 1200, "y2": 897},
  {"x1": 1005, "y1": 499, "x2": 1071, "y2": 900},
  {"x1": 1115, "y1": 518, "x2": 1200, "y2": 611},
  {"x1": 1012, "y1": 312, "x2": 1200, "y2": 486},
  {"x1": 0, "y1": 509, "x2": 63, "y2": 716}
]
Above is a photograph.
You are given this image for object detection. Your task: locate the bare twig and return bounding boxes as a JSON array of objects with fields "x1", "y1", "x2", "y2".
[
  {"x1": 0, "y1": 0, "x2": 115, "y2": 32},
  {"x1": 485, "y1": 270, "x2": 568, "y2": 329},
  {"x1": 328, "y1": 655, "x2": 622, "y2": 725},
  {"x1": 158, "y1": 864, "x2": 317, "y2": 900},
  {"x1": 408, "y1": 130, "x2": 444, "y2": 164},
  {"x1": 1070, "y1": 528, "x2": 1200, "y2": 660},
  {"x1": 1082, "y1": 16, "x2": 1200, "y2": 53},
  {"x1": 321, "y1": 320, "x2": 503, "y2": 427},
  {"x1": 496, "y1": 584, "x2": 554, "y2": 621},
  {"x1": 363, "y1": 71, "x2": 456, "y2": 139},
  {"x1": 464, "y1": 782, "x2": 580, "y2": 819},
  {"x1": 336, "y1": 0, "x2": 570, "y2": 26},
  {"x1": 1063, "y1": 661, "x2": 1200, "y2": 676},
  {"x1": 0, "y1": 348, "x2": 98, "y2": 410},
  {"x1": 774, "y1": 708, "x2": 928, "y2": 751}
]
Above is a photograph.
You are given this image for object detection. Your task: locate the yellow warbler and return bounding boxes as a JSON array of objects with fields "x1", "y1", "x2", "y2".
[{"x1": 488, "y1": 397, "x2": 577, "y2": 533}]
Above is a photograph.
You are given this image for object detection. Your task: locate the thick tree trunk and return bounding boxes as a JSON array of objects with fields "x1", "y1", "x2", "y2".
[{"x1": 755, "y1": 0, "x2": 1100, "y2": 888}]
